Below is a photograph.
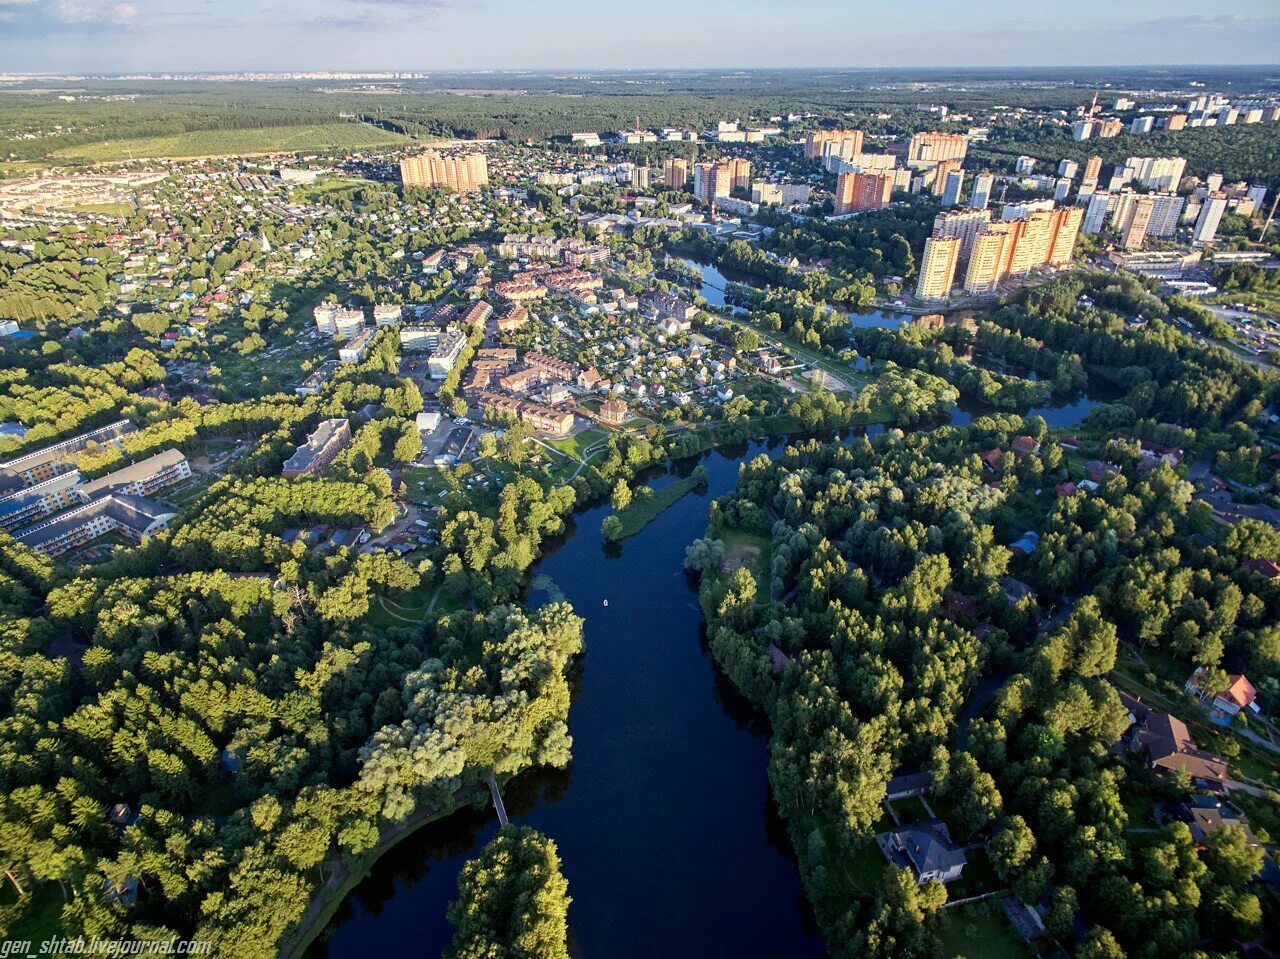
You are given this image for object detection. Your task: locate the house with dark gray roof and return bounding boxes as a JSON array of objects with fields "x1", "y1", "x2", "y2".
[{"x1": 877, "y1": 819, "x2": 968, "y2": 884}]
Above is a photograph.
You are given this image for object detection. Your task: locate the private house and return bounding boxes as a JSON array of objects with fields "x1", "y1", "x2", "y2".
[
  {"x1": 1166, "y1": 795, "x2": 1261, "y2": 847},
  {"x1": 1011, "y1": 435, "x2": 1041, "y2": 456},
  {"x1": 1126, "y1": 705, "x2": 1230, "y2": 794},
  {"x1": 599, "y1": 399, "x2": 629, "y2": 426},
  {"x1": 885, "y1": 770, "x2": 933, "y2": 802},
  {"x1": 877, "y1": 820, "x2": 968, "y2": 884},
  {"x1": 1242, "y1": 559, "x2": 1280, "y2": 579},
  {"x1": 1010, "y1": 531, "x2": 1040, "y2": 555},
  {"x1": 1000, "y1": 576, "x2": 1037, "y2": 603},
  {"x1": 1084, "y1": 460, "x2": 1121, "y2": 484},
  {"x1": 1185, "y1": 667, "x2": 1259, "y2": 722}
]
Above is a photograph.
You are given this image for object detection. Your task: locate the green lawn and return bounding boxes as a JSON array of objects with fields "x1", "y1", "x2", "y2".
[
  {"x1": 935, "y1": 903, "x2": 1030, "y2": 959},
  {"x1": 546, "y1": 427, "x2": 608, "y2": 461},
  {"x1": 66, "y1": 200, "x2": 135, "y2": 217},
  {"x1": 289, "y1": 177, "x2": 378, "y2": 204},
  {"x1": 718, "y1": 526, "x2": 772, "y2": 596},
  {"x1": 52, "y1": 123, "x2": 409, "y2": 163}
]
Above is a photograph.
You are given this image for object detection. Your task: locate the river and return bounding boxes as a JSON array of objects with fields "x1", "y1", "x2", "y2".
[
  {"x1": 310, "y1": 440, "x2": 828, "y2": 958},
  {"x1": 674, "y1": 255, "x2": 1115, "y2": 430}
]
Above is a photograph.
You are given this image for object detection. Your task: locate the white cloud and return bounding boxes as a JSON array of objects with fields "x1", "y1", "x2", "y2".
[{"x1": 54, "y1": 0, "x2": 136, "y2": 24}]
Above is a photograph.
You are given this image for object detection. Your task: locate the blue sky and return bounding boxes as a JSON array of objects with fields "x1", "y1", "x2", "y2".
[{"x1": 1, "y1": 0, "x2": 1279, "y2": 73}]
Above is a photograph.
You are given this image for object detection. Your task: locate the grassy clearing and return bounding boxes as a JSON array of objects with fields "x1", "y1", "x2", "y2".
[
  {"x1": 66, "y1": 200, "x2": 134, "y2": 217},
  {"x1": 935, "y1": 903, "x2": 1030, "y2": 959},
  {"x1": 52, "y1": 123, "x2": 409, "y2": 163},
  {"x1": 607, "y1": 473, "x2": 704, "y2": 540},
  {"x1": 288, "y1": 177, "x2": 377, "y2": 204},
  {"x1": 716, "y1": 526, "x2": 773, "y2": 597},
  {"x1": 546, "y1": 427, "x2": 608, "y2": 461}
]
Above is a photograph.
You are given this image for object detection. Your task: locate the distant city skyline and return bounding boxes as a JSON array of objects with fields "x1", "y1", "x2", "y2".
[{"x1": 2, "y1": 0, "x2": 1279, "y2": 74}]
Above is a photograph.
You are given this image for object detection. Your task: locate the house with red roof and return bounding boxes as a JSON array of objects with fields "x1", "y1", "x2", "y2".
[{"x1": 1185, "y1": 666, "x2": 1260, "y2": 723}]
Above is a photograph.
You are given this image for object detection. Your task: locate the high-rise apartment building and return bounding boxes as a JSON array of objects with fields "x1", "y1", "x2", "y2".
[
  {"x1": 1015, "y1": 155, "x2": 1036, "y2": 175},
  {"x1": 1130, "y1": 116, "x2": 1154, "y2": 134},
  {"x1": 1125, "y1": 156, "x2": 1187, "y2": 191},
  {"x1": 962, "y1": 207, "x2": 1082, "y2": 293},
  {"x1": 933, "y1": 208, "x2": 991, "y2": 258},
  {"x1": 399, "y1": 151, "x2": 489, "y2": 192},
  {"x1": 727, "y1": 158, "x2": 752, "y2": 192},
  {"x1": 931, "y1": 159, "x2": 962, "y2": 197},
  {"x1": 916, "y1": 236, "x2": 961, "y2": 300},
  {"x1": 941, "y1": 170, "x2": 965, "y2": 207},
  {"x1": 631, "y1": 165, "x2": 651, "y2": 189},
  {"x1": 1082, "y1": 155, "x2": 1104, "y2": 188},
  {"x1": 908, "y1": 132, "x2": 969, "y2": 167},
  {"x1": 1165, "y1": 114, "x2": 1188, "y2": 131},
  {"x1": 1119, "y1": 196, "x2": 1156, "y2": 250},
  {"x1": 834, "y1": 171, "x2": 893, "y2": 214},
  {"x1": 969, "y1": 172, "x2": 994, "y2": 210},
  {"x1": 664, "y1": 157, "x2": 690, "y2": 191},
  {"x1": 1058, "y1": 159, "x2": 1079, "y2": 179},
  {"x1": 1108, "y1": 191, "x2": 1185, "y2": 238},
  {"x1": 964, "y1": 223, "x2": 1019, "y2": 293},
  {"x1": 804, "y1": 129, "x2": 864, "y2": 159},
  {"x1": 694, "y1": 162, "x2": 731, "y2": 201},
  {"x1": 1193, "y1": 193, "x2": 1227, "y2": 245},
  {"x1": 1083, "y1": 192, "x2": 1112, "y2": 234}
]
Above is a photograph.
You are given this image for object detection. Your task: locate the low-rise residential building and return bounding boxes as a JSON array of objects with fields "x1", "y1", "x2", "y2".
[
  {"x1": 477, "y1": 392, "x2": 574, "y2": 435},
  {"x1": 282, "y1": 419, "x2": 351, "y2": 479},
  {"x1": 74, "y1": 449, "x2": 190, "y2": 503},
  {"x1": 14, "y1": 493, "x2": 178, "y2": 558},
  {"x1": 429, "y1": 329, "x2": 468, "y2": 379},
  {"x1": 373, "y1": 304, "x2": 403, "y2": 327},
  {"x1": 0, "y1": 420, "x2": 137, "y2": 491},
  {"x1": 295, "y1": 360, "x2": 339, "y2": 396},
  {"x1": 339, "y1": 328, "x2": 377, "y2": 363},
  {"x1": 0, "y1": 470, "x2": 81, "y2": 533}
]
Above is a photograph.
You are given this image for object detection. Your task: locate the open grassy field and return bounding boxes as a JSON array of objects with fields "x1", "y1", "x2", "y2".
[
  {"x1": 52, "y1": 123, "x2": 410, "y2": 163},
  {"x1": 66, "y1": 200, "x2": 135, "y2": 217},
  {"x1": 546, "y1": 427, "x2": 608, "y2": 462},
  {"x1": 936, "y1": 903, "x2": 1030, "y2": 959}
]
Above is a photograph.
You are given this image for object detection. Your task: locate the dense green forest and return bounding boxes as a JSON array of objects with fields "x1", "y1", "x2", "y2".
[{"x1": 688, "y1": 269, "x2": 1280, "y2": 958}]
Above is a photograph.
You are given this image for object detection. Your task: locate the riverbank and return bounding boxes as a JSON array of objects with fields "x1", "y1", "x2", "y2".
[
  {"x1": 278, "y1": 782, "x2": 487, "y2": 959},
  {"x1": 309, "y1": 436, "x2": 828, "y2": 959}
]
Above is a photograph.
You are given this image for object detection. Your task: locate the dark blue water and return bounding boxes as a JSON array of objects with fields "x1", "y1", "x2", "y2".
[{"x1": 312, "y1": 440, "x2": 825, "y2": 958}]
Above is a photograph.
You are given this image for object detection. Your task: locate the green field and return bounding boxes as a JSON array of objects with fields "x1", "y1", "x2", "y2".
[
  {"x1": 52, "y1": 123, "x2": 410, "y2": 163},
  {"x1": 66, "y1": 201, "x2": 135, "y2": 217},
  {"x1": 936, "y1": 904, "x2": 1030, "y2": 959}
]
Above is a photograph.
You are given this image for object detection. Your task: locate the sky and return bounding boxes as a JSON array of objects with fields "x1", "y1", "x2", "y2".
[{"x1": 1, "y1": 0, "x2": 1279, "y2": 74}]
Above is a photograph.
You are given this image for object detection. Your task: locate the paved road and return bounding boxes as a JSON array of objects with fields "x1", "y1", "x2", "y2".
[{"x1": 487, "y1": 770, "x2": 510, "y2": 827}]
